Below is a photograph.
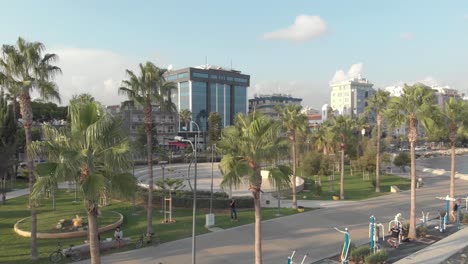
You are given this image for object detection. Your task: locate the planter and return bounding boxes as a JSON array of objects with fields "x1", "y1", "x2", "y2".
[
  {"x1": 297, "y1": 206, "x2": 305, "y2": 213},
  {"x1": 332, "y1": 195, "x2": 340, "y2": 201}
]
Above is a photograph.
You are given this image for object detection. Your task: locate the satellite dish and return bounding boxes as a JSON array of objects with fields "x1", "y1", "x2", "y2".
[{"x1": 167, "y1": 64, "x2": 173, "y2": 71}]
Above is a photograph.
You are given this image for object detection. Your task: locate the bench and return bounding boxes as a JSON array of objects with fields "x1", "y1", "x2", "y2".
[{"x1": 63, "y1": 237, "x2": 132, "y2": 254}]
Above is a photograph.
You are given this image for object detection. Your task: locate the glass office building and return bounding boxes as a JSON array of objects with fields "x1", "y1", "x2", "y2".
[{"x1": 165, "y1": 65, "x2": 249, "y2": 132}]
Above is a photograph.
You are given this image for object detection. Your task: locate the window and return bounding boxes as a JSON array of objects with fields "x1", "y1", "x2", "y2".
[
  {"x1": 226, "y1": 76, "x2": 233, "y2": 81},
  {"x1": 193, "y1": 72, "x2": 209, "y2": 78},
  {"x1": 178, "y1": 72, "x2": 188, "y2": 79},
  {"x1": 235, "y1": 77, "x2": 248, "y2": 83},
  {"x1": 210, "y1": 75, "x2": 218, "y2": 80},
  {"x1": 179, "y1": 82, "x2": 190, "y2": 110}
]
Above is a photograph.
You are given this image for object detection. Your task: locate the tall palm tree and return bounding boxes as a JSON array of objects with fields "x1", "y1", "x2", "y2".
[
  {"x1": 385, "y1": 83, "x2": 438, "y2": 239},
  {"x1": 439, "y1": 98, "x2": 468, "y2": 216},
  {"x1": 313, "y1": 122, "x2": 338, "y2": 155},
  {"x1": 118, "y1": 62, "x2": 176, "y2": 236},
  {"x1": 179, "y1": 109, "x2": 192, "y2": 138},
  {"x1": 365, "y1": 90, "x2": 390, "y2": 192},
  {"x1": 217, "y1": 113, "x2": 277, "y2": 264},
  {"x1": 279, "y1": 104, "x2": 308, "y2": 209},
  {"x1": 332, "y1": 115, "x2": 355, "y2": 200},
  {"x1": 0, "y1": 37, "x2": 61, "y2": 261},
  {"x1": 29, "y1": 98, "x2": 136, "y2": 264}
]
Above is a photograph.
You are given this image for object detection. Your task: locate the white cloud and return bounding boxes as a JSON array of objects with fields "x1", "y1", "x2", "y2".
[
  {"x1": 263, "y1": 15, "x2": 327, "y2": 42},
  {"x1": 39, "y1": 48, "x2": 166, "y2": 106},
  {"x1": 330, "y1": 63, "x2": 364, "y2": 84},
  {"x1": 400, "y1": 32, "x2": 414, "y2": 40}
]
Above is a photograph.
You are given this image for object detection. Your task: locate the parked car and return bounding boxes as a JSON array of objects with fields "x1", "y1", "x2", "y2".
[{"x1": 415, "y1": 146, "x2": 427, "y2": 151}]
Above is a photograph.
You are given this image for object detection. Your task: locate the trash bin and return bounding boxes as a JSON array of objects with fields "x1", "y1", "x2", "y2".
[{"x1": 298, "y1": 206, "x2": 304, "y2": 213}]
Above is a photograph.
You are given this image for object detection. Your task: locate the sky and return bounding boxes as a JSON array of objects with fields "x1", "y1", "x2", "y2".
[{"x1": 1, "y1": 0, "x2": 467, "y2": 109}]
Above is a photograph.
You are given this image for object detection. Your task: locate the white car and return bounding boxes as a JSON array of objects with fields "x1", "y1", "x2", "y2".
[{"x1": 415, "y1": 146, "x2": 427, "y2": 151}]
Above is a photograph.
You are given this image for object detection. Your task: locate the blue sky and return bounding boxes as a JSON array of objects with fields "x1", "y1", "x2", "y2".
[{"x1": 1, "y1": 0, "x2": 467, "y2": 108}]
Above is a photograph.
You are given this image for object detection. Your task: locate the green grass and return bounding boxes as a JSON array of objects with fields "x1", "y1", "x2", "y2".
[
  {"x1": 0, "y1": 190, "x2": 302, "y2": 264},
  {"x1": 294, "y1": 171, "x2": 411, "y2": 201}
]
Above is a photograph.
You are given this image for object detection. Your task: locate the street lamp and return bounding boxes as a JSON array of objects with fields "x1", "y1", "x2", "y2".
[
  {"x1": 159, "y1": 161, "x2": 168, "y2": 213},
  {"x1": 360, "y1": 128, "x2": 366, "y2": 156},
  {"x1": 190, "y1": 120, "x2": 201, "y2": 152},
  {"x1": 206, "y1": 144, "x2": 216, "y2": 228},
  {"x1": 174, "y1": 135, "x2": 197, "y2": 264}
]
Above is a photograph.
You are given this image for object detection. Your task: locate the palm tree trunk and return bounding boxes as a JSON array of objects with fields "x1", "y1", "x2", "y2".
[
  {"x1": 2, "y1": 171, "x2": 6, "y2": 203},
  {"x1": 144, "y1": 105, "x2": 154, "y2": 235},
  {"x1": 408, "y1": 121, "x2": 417, "y2": 239},
  {"x1": 340, "y1": 144, "x2": 345, "y2": 200},
  {"x1": 375, "y1": 116, "x2": 381, "y2": 192},
  {"x1": 87, "y1": 200, "x2": 101, "y2": 264},
  {"x1": 20, "y1": 92, "x2": 38, "y2": 261},
  {"x1": 450, "y1": 138, "x2": 456, "y2": 221},
  {"x1": 291, "y1": 139, "x2": 297, "y2": 209},
  {"x1": 250, "y1": 165, "x2": 263, "y2": 264}
]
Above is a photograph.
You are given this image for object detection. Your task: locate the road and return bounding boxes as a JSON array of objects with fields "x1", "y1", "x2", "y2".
[{"x1": 74, "y1": 166, "x2": 468, "y2": 264}]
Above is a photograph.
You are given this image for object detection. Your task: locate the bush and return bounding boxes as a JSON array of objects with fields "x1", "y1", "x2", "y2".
[
  {"x1": 462, "y1": 213, "x2": 468, "y2": 224},
  {"x1": 364, "y1": 250, "x2": 388, "y2": 264},
  {"x1": 417, "y1": 226, "x2": 428, "y2": 237},
  {"x1": 393, "y1": 152, "x2": 410, "y2": 172},
  {"x1": 371, "y1": 178, "x2": 376, "y2": 187},
  {"x1": 351, "y1": 245, "x2": 370, "y2": 263},
  {"x1": 314, "y1": 184, "x2": 322, "y2": 197}
]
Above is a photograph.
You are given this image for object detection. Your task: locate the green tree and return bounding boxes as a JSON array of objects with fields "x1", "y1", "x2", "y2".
[
  {"x1": 385, "y1": 83, "x2": 438, "y2": 239},
  {"x1": 278, "y1": 104, "x2": 308, "y2": 209},
  {"x1": 217, "y1": 113, "x2": 278, "y2": 264},
  {"x1": 0, "y1": 37, "x2": 61, "y2": 260},
  {"x1": 179, "y1": 109, "x2": 192, "y2": 138},
  {"x1": 393, "y1": 152, "x2": 410, "y2": 172},
  {"x1": 365, "y1": 89, "x2": 390, "y2": 192},
  {"x1": 30, "y1": 98, "x2": 136, "y2": 264},
  {"x1": 118, "y1": 62, "x2": 176, "y2": 235},
  {"x1": 207, "y1": 111, "x2": 222, "y2": 146},
  {"x1": 313, "y1": 122, "x2": 338, "y2": 155},
  {"x1": 437, "y1": 98, "x2": 468, "y2": 215},
  {"x1": 332, "y1": 115, "x2": 355, "y2": 200},
  {"x1": 0, "y1": 89, "x2": 17, "y2": 203}
]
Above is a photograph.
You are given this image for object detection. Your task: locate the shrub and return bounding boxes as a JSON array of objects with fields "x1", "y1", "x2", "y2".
[
  {"x1": 417, "y1": 226, "x2": 428, "y2": 237},
  {"x1": 393, "y1": 152, "x2": 410, "y2": 172},
  {"x1": 463, "y1": 213, "x2": 468, "y2": 224},
  {"x1": 364, "y1": 250, "x2": 388, "y2": 264},
  {"x1": 314, "y1": 184, "x2": 322, "y2": 197},
  {"x1": 351, "y1": 245, "x2": 370, "y2": 263},
  {"x1": 371, "y1": 178, "x2": 376, "y2": 187}
]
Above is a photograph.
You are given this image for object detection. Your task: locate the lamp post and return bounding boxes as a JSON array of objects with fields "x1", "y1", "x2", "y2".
[
  {"x1": 190, "y1": 120, "x2": 201, "y2": 152},
  {"x1": 205, "y1": 144, "x2": 216, "y2": 227},
  {"x1": 175, "y1": 135, "x2": 197, "y2": 264},
  {"x1": 360, "y1": 128, "x2": 366, "y2": 156}
]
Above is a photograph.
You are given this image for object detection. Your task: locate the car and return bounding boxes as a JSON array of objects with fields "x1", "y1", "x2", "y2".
[{"x1": 415, "y1": 146, "x2": 427, "y2": 151}]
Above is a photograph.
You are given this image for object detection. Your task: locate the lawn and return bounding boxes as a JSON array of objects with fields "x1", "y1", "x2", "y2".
[
  {"x1": 0, "y1": 190, "x2": 301, "y2": 264},
  {"x1": 293, "y1": 170, "x2": 411, "y2": 201}
]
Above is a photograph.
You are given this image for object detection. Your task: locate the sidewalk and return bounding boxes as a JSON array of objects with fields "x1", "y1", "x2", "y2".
[{"x1": 395, "y1": 227, "x2": 468, "y2": 264}]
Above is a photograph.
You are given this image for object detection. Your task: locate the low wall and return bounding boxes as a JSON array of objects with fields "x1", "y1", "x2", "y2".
[{"x1": 14, "y1": 211, "x2": 123, "y2": 239}]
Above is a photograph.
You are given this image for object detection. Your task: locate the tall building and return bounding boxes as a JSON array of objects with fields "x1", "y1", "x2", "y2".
[
  {"x1": 164, "y1": 65, "x2": 250, "y2": 131},
  {"x1": 248, "y1": 94, "x2": 302, "y2": 119},
  {"x1": 330, "y1": 76, "x2": 375, "y2": 117}
]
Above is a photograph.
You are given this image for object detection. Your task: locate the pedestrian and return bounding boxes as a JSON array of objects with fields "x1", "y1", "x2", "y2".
[
  {"x1": 114, "y1": 226, "x2": 123, "y2": 248},
  {"x1": 229, "y1": 198, "x2": 238, "y2": 221},
  {"x1": 451, "y1": 199, "x2": 461, "y2": 222},
  {"x1": 387, "y1": 225, "x2": 400, "y2": 248}
]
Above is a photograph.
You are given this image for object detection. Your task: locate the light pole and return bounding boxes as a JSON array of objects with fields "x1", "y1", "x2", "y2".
[
  {"x1": 360, "y1": 128, "x2": 366, "y2": 156},
  {"x1": 175, "y1": 135, "x2": 197, "y2": 264},
  {"x1": 159, "y1": 161, "x2": 168, "y2": 213},
  {"x1": 190, "y1": 120, "x2": 201, "y2": 152},
  {"x1": 210, "y1": 144, "x2": 215, "y2": 214}
]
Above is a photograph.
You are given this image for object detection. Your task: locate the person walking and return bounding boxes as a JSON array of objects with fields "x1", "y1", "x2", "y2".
[
  {"x1": 451, "y1": 199, "x2": 461, "y2": 222},
  {"x1": 229, "y1": 198, "x2": 238, "y2": 221},
  {"x1": 114, "y1": 226, "x2": 123, "y2": 248}
]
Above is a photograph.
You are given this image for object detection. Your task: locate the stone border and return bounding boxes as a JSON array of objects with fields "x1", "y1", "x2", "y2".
[{"x1": 14, "y1": 211, "x2": 123, "y2": 239}]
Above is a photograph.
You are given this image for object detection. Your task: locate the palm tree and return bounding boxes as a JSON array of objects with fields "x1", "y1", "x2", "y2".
[
  {"x1": 118, "y1": 62, "x2": 176, "y2": 236},
  {"x1": 438, "y1": 98, "x2": 468, "y2": 216},
  {"x1": 179, "y1": 109, "x2": 192, "y2": 138},
  {"x1": 30, "y1": 98, "x2": 136, "y2": 264},
  {"x1": 385, "y1": 83, "x2": 438, "y2": 239},
  {"x1": 0, "y1": 37, "x2": 61, "y2": 260},
  {"x1": 0, "y1": 88, "x2": 17, "y2": 203},
  {"x1": 332, "y1": 115, "x2": 355, "y2": 200},
  {"x1": 314, "y1": 121, "x2": 339, "y2": 155},
  {"x1": 365, "y1": 90, "x2": 390, "y2": 192},
  {"x1": 279, "y1": 104, "x2": 308, "y2": 209},
  {"x1": 217, "y1": 113, "x2": 278, "y2": 264}
]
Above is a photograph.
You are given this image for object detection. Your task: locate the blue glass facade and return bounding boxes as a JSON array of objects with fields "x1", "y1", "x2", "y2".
[
  {"x1": 179, "y1": 81, "x2": 190, "y2": 111},
  {"x1": 234, "y1": 86, "x2": 247, "y2": 116},
  {"x1": 192, "y1": 81, "x2": 207, "y2": 131}
]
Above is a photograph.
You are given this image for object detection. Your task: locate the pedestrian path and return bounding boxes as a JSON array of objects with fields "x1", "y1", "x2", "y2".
[{"x1": 395, "y1": 227, "x2": 468, "y2": 264}]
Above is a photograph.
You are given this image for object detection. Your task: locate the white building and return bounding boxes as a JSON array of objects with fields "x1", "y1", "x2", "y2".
[{"x1": 330, "y1": 76, "x2": 375, "y2": 117}]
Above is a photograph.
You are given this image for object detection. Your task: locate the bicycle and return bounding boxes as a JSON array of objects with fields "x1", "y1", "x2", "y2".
[
  {"x1": 49, "y1": 242, "x2": 81, "y2": 263},
  {"x1": 135, "y1": 232, "x2": 160, "y2": 248}
]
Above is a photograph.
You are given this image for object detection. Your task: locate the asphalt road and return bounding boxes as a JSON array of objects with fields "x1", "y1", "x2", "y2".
[{"x1": 75, "y1": 167, "x2": 468, "y2": 264}]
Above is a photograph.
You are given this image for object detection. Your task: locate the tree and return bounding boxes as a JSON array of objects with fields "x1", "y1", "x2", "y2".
[
  {"x1": 385, "y1": 83, "x2": 438, "y2": 239},
  {"x1": 332, "y1": 115, "x2": 355, "y2": 200},
  {"x1": 393, "y1": 152, "x2": 410, "y2": 172},
  {"x1": 30, "y1": 98, "x2": 136, "y2": 264},
  {"x1": 207, "y1": 112, "x2": 222, "y2": 147},
  {"x1": 278, "y1": 104, "x2": 308, "y2": 209},
  {"x1": 313, "y1": 122, "x2": 338, "y2": 155},
  {"x1": 437, "y1": 98, "x2": 468, "y2": 216},
  {"x1": 118, "y1": 62, "x2": 176, "y2": 236},
  {"x1": 0, "y1": 37, "x2": 61, "y2": 261},
  {"x1": 179, "y1": 109, "x2": 192, "y2": 138},
  {"x1": 365, "y1": 89, "x2": 390, "y2": 192},
  {"x1": 0, "y1": 89, "x2": 17, "y2": 203},
  {"x1": 217, "y1": 113, "x2": 278, "y2": 264}
]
